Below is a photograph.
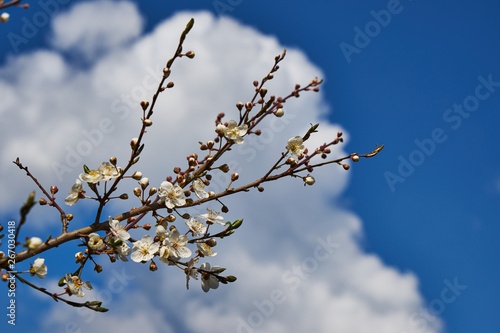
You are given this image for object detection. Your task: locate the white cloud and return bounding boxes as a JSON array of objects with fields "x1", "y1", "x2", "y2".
[
  {"x1": 0, "y1": 2, "x2": 442, "y2": 333},
  {"x1": 50, "y1": 0, "x2": 143, "y2": 61}
]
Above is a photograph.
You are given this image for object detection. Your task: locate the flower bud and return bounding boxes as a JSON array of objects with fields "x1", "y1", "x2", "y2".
[
  {"x1": 143, "y1": 119, "x2": 152, "y2": 127},
  {"x1": 133, "y1": 187, "x2": 141, "y2": 197},
  {"x1": 343, "y1": 164, "x2": 350, "y2": 170},
  {"x1": 94, "y1": 264, "x2": 103, "y2": 273},
  {"x1": 143, "y1": 223, "x2": 151, "y2": 231},
  {"x1": 140, "y1": 100, "x2": 149, "y2": 110},
  {"x1": 304, "y1": 176, "x2": 315, "y2": 186},
  {"x1": 220, "y1": 164, "x2": 230, "y2": 173},
  {"x1": 337, "y1": 131, "x2": 343, "y2": 138},
  {"x1": 28, "y1": 237, "x2": 42, "y2": 250},
  {"x1": 119, "y1": 193, "x2": 129, "y2": 200},
  {"x1": 66, "y1": 214, "x2": 74, "y2": 221},
  {"x1": 149, "y1": 187, "x2": 157, "y2": 196},
  {"x1": 275, "y1": 108, "x2": 284, "y2": 117},
  {"x1": 208, "y1": 191, "x2": 215, "y2": 197},
  {"x1": 0, "y1": 13, "x2": 10, "y2": 24},
  {"x1": 50, "y1": 186, "x2": 58, "y2": 195},
  {"x1": 131, "y1": 171, "x2": 142, "y2": 180},
  {"x1": 185, "y1": 50, "x2": 195, "y2": 58},
  {"x1": 0, "y1": 251, "x2": 4, "y2": 259},
  {"x1": 163, "y1": 67, "x2": 170, "y2": 75},
  {"x1": 140, "y1": 177, "x2": 149, "y2": 189},
  {"x1": 1, "y1": 272, "x2": 9, "y2": 282},
  {"x1": 259, "y1": 87, "x2": 267, "y2": 97},
  {"x1": 75, "y1": 252, "x2": 85, "y2": 264},
  {"x1": 149, "y1": 261, "x2": 158, "y2": 271},
  {"x1": 231, "y1": 173, "x2": 239, "y2": 181},
  {"x1": 258, "y1": 186, "x2": 264, "y2": 192},
  {"x1": 255, "y1": 129, "x2": 261, "y2": 136},
  {"x1": 226, "y1": 275, "x2": 237, "y2": 282},
  {"x1": 206, "y1": 238, "x2": 217, "y2": 247},
  {"x1": 253, "y1": 80, "x2": 259, "y2": 87},
  {"x1": 351, "y1": 155, "x2": 359, "y2": 162},
  {"x1": 245, "y1": 102, "x2": 253, "y2": 110},
  {"x1": 39, "y1": 198, "x2": 47, "y2": 205},
  {"x1": 109, "y1": 157, "x2": 117, "y2": 165},
  {"x1": 166, "y1": 214, "x2": 176, "y2": 222},
  {"x1": 236, "y1": 102, "x2": 244, "y2": 111},
  {"x1": 166, "y1": 81, "x2": 174, "y2": 88},
  {"x1": 221, "y1": 205, "x2": 229, "y2": 213},
  {"x1": 130, "y1": 137, "x2": 139, "y2": 149}
]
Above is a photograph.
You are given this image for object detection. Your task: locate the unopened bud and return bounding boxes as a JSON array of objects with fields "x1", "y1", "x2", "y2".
[
  {"x1": 206, "y1": 238, "x2": 217, "y2": 247},
  {"x1": 163, "y1": 67, "x2": 170, "y2": 75},
  {"x1": 140, "y1": 100, "x2": 149, "y2": 110},
  {"x1": 66, "y1": 214, "x2": 74, "y2": 221},
  {"x1": 236, "y1": 102, "x2": 244, "y2": 111},
  {"x1": 50, "y1": 186, "x2": 58, "y2": 195},
  {"x1": 231, "y1": 173, "x2": 239, "y2": 181},
  {"x1": 0, "y1": 251, "x2": 4, "y2": 259},
  {"x1": 185, "y1": 50, "x2": 195, "y2": 58},
  {"x1": 140, "y1": 177, "x2": 149, "y2": 189},
  {"x1": 28, "y1": 237, "x2": 42, "y2": 250},
  {"x1": 133, "y1": 187, "x2": 141, "y2": 197},
  {"x1": 75, "y1": 252, "x2": 85, "y2": 264},
  {"x1": 351, "y1": 155, "x2": 359, "y2": 162},
  {"x1": 1, "y1": 273, "x2": 9, "y2": 281},
  {"x1": 119, "y1": 193, "x2": 129, "y2": 200},
  {"x1": 149, "y1": 261, "x2": 158, "y2": 271},
  {"x1": 94, "y1": 264, "x2": 103, "y2": 273},
  {"x1": 337, "y1": 131, "x2": 343, "y2": 138},
  {"x1": 258, "y1": 186, "x2": 264, "y2": 192},
  {"x1": 166, "y1": 214, "x2": 176, "y2": 222},
  {"x1": 221, "y1": 205, "x2": 229, "y2": 213},
  {"x1": 208, "y1": 191, "x2": 215, "y2": 197},
  {"x1": 143, "y1": 119, "x2": 153, "y2": 127},
  {"x1": 253, "y1": 80, "x2": 259, "y2": 87},
  {"x1": 39, "y1": 198, "x2": 47, "y2": 205},
  {"x1": 0, "y1": 13, "x2": 10, "y2": 24},
  {"x1": 149, "y1": 187, "x2": 157, "y2": 196},
  {"x1": 259, "y1": 87, "x2": 267, "y2": 97},
  {"x1": 143, "y1": 223, "x2": 151, "y2": 231},
  {"x1": 255, "y1": 129, "x2": 261, "y2": 136},
  {"x1": 130, "y1": 137, "x2": 139, "y2": 149},
  {"x1": 343, "y1": 164, "x2": 350, "y2": 170},
  {"x1": 275, "y1": 108, "x2": 284, "y2": 117},
  {"x1": 304, "y1": 176, "x2": 315, "y2": 186},
  {"x1": 220, "y1": 164, "x2": 230, "y2": 173},
  {"x1": 109, "y1": 157, "x2": 117, "y2": 165},
  {"x1": 131, "y1": 171, "x2": 142, "y2": 180}
]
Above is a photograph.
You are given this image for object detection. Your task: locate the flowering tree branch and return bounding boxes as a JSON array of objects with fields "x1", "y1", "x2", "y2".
[{"x1": 0, "y1": 18, "x2": 383, "y2": 311}]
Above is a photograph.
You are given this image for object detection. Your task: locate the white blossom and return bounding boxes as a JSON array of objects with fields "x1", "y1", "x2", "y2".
[
  {"x1": 286, "y1": 136, "x2": 306, "y2": 157},
  {"x1": 64, "y1": 274, "x2": 92, "y2": 297},
  {"x1": 197, "y1": 209, "x2": 225, "y2": 225},
  {"x1": 185, "y1": 217, "x2": 207, "y2": 236},
  {"x1": 197, "y1": 243, "x2": 217, "y2": 257},
  {"x1": 192, "y1": 179, "x2": 209, "y2": 199},
  {"x1": 79, "y1": 170, "x2": 102, "y2": 184},
  {"x1": 30, "y1": 258, "x2": 47, "y2": 279},
  {"x1": 64, "y1": 179, "x2": 83, "y2": 206},
  {"x1": 200, "y1": 262, "x2": 221, "y2": 292},
  {"x1": 218, "y1": 120, "x2": 248, "y2": 144},
  {"x1": 158, "y1": 181, "x2": 186, "y2": 209},
  {"x1": 109, "y1": 217, "x2": 130, "y2": 241},
  {"x1": 131, "y1": 235, "x2": 159, "y2": 262},
  {"x1": 88, "y1": 233, "x2": 104, "y2": 250},
  {"x1": 98, "y1": 162, "x2": 120, "y2": 181}
]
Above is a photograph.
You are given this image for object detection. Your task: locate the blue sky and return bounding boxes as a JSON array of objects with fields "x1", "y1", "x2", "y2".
[{"x1": 1, "y1": 1, "x2": 499, "y2": 333}]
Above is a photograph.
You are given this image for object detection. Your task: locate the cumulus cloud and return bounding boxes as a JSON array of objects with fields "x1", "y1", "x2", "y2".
[
  {"x1": 0, "y1": 1, "x2": 442, "y2": 333},
  {"x1": 50, "y1": 0, "x2": 143, "y2": 61}
]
